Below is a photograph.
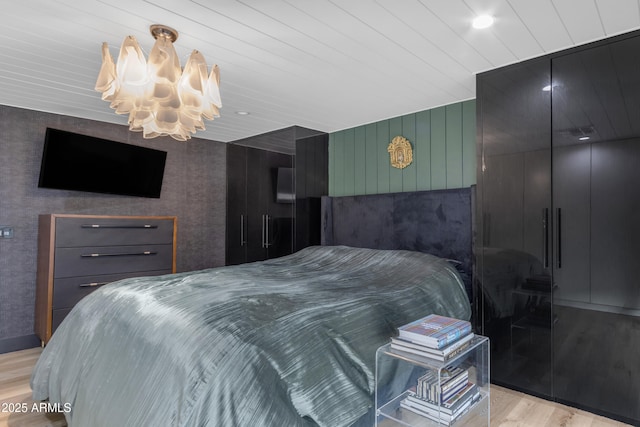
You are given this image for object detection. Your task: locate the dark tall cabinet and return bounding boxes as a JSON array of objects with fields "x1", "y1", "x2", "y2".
[
  {"x1": 226, "y1": 145, "x2": 293, "y2": 265},
  {"x1": 294, "y1": 134, "x2": 329, "y2": 250},
  {"x1": 476, "y1": 57, "x2": 553, "y2": 398},
  {"x1": 477, "y1": 30, "x2": 640, "y2": 424},
  {"x1": 226, "y1": 128, "x2": 328, "y2": 266}
]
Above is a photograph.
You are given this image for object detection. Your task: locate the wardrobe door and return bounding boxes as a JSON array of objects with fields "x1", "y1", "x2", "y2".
[
  {"x1": 591, "y1": 139, "x2": 640, "y2": 308},
  {"x1": 294, "y1": 134, "x2": 328, "y2": 250},
  {"x1": 246, "y1": 147, "x2": 269, "y2": 262},
  {"x1": 245, "y1": 148, "x2": 294, "y2": 262},
  {"x1": 264, "y1": 150, "x2": 294, "y2": 259},
  {"x1": 477, "y1": 57, "x2": 553, "y2": 398},
  {"x1": 551, "y1": 144, "x2": 591, "y2": 304},
  {"x1": 551, "y1": 34, "x2": 640, "y2": 424},
  {"x1": 226, "y1": 145, "x2": 248, "y2": 265}
]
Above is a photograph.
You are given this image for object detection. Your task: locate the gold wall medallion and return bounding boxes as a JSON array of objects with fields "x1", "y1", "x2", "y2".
[{"x1": 387, "y1": 136, "x2": 413, "y2": 169}]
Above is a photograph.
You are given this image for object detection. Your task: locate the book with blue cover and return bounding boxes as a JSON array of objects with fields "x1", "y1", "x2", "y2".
[{"x1": 398, "y1": 314, "x2": 472, "y2": 349}]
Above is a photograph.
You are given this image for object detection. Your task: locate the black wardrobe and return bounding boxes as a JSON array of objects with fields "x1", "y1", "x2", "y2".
[
  {"x1": 226, "y1": 127, "x2": 328, "y2": 265},
  {"x1": 476, "y1": 30, "x2": 640, "y2": 424},
  {"x1": 226, "y1": 144, "x2": 294, "y2": 264}
]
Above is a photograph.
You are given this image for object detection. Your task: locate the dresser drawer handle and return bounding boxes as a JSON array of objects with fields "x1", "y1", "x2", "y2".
[
  {"x1": 79, "y1": 282, "x2": 109, "y2": 288},
  {"x1": 81, "y1": 251, "x2": 157, "y2": 258},
  {"x1": 81, "y1": 224, "x2": 158, "y2": 229}
]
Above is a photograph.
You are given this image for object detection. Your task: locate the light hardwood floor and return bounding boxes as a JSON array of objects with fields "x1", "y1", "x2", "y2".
[
  {"x1": 0, "y1": 348, "x2": 64, "y2": 427},
  {"x1": 0, "y1": 347, "x2": 631, "y2": 427}
]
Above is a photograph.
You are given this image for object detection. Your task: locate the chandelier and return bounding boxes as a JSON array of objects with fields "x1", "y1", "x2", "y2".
[{"x1": 95, "y1": 25, "x2": 222, "y2": 141}]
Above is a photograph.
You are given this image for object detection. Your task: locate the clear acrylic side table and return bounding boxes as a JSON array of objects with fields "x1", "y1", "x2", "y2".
[{"x1": 375, "y1": 335, "x2": 490, "y2": 426}]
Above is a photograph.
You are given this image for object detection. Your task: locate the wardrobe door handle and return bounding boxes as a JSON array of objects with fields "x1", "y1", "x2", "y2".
[
  {"x1": 240, "y1": 214, "x2": 246, "y2": 246},
  {"x1": 265, "y1": 215, "x2": 272, "y2": 248},
  {"x1": 543, "y1": 208, "x2": 549, "y2": 268},
  {"x1": 557, "y1": 208, "x2": 562, "y2": 269},
  {"x1": 261, "y1": 215, "x2": 266, "y2": 248}
]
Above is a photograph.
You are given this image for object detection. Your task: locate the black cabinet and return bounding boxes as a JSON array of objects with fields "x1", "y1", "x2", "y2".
[
  {"x1": 477, "y1": 30, "x2": 640, "y2": 424},
  {"x1": 294, "y1": 134, "x2": 328, "y2": 250},
  {"x1": 226, "y1": 129, "x2": 328, "y2": 266},
  {"x1": 226, "y1": 144, "x2": 249, "y2": 265},
  {"x1": 550, "y1": 34, "x2": 640, "y2": 423},
  {"x1": 226, "y1": 145, "x2": 293, "y2": 265},
  {"x1": 476, "y1": 57, "x2": 553, "y2": 398}
]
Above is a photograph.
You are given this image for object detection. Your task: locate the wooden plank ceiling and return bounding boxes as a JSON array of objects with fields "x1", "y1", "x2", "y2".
[{"x1": 0, "y1": 0, "x2": 639, "y2": 143}]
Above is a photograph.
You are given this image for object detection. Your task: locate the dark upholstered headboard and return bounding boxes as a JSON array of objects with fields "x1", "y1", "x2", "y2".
[{"x1": 321, "y1": 187, "x2": 474, "y2": 300}]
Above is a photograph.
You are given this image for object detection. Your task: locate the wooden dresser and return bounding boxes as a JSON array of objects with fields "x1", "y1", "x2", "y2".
[{"x1": 35, "y1": 214, "x2": 177, "y2": 344}]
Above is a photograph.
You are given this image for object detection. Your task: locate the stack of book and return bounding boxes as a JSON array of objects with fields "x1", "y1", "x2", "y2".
[
  {"x1": 391, "y1": 314, "x2": 480, "y2": 425},
  {"x1": 391, "y1": 314, "x2": 474, "y2": 362},
  {"x1": 414, "y1": 366, "x2": 468, "y2": 402},
  {"x1": 400, "y1": 380, "x2": 480, "y2": 425}
]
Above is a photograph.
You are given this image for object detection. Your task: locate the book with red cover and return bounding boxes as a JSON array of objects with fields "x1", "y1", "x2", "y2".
[{"x1": 398, "y1": 314, "x2": 472, "y2": 349}]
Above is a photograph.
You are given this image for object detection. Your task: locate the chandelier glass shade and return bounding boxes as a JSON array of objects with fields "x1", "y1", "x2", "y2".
[{"x1": 95, "y1": 25, "x2": 222, "y2": 141}]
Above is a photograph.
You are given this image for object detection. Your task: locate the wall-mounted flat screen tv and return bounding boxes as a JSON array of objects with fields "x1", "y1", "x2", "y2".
[{"x1": 38, "y1": 128, "x2": 167, "y2": 198}]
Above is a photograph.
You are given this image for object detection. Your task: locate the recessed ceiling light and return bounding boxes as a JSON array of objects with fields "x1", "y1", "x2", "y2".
[
  {"x1": 472, "y1": 15, "x2": 494, "y2": 29},
  {"x1": 235, "y1": 111, "x2": 250, "y2": 115},
  {"x1": 579, "y1": 136, "x2": 590, "y2": 141}
]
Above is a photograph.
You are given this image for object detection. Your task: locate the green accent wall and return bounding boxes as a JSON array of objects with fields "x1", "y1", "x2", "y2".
[{"x1": 329, "y1": 100, "x2": 476, "y2": 196}]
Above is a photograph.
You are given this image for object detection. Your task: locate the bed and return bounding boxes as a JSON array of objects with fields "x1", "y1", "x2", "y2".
[
  {"x1": 321, "y1": 188, "x2": 474, "y2": 299},
  {"x1": 31, "y1": 245, "x2": 471, "y2": 427}
]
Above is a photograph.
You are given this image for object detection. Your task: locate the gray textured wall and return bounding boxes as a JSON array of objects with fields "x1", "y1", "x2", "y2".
[{"x1": 0, "y1": 105, "x2": 227, "y2": 344}]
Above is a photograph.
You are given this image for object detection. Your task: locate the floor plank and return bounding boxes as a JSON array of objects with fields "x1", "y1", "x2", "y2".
[{"x1": 0, "y1": 348, "x2": 65, "y2": 427}]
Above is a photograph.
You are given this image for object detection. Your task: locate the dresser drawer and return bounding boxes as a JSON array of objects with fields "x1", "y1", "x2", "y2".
[
  {"x1": 52, "y1": 270, "x2": 172, "y2": 309},
  {"x1": 36, "y1": 214, "x2": 178, "y2": 344},
  {"x1": 54, "y1": 217, "x2": 174, "y2": 247},
  {"x1": 54, "y1": 244, "x2": 173, "y2": 278}
]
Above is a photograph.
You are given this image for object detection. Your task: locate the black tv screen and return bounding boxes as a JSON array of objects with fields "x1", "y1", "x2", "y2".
[
  {"x1": 276, "y1": 167, "x2": 294, "y2": 203},
  {"x1": 38, "y1": 128, "x2": 167, "y2": 198}
]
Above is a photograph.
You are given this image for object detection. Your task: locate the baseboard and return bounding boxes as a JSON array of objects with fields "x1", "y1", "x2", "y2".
[
  {"x1": 0, "y1": 334, "x2": 41, "y2": 354},
  {"x1": 555, "y1": 298, "x2": 640, "y2": 317}
]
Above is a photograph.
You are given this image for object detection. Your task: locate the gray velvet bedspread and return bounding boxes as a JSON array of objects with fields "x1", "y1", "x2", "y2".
[{"x1": 31, "y1": 245, "x2": 471, "y2": 427}]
